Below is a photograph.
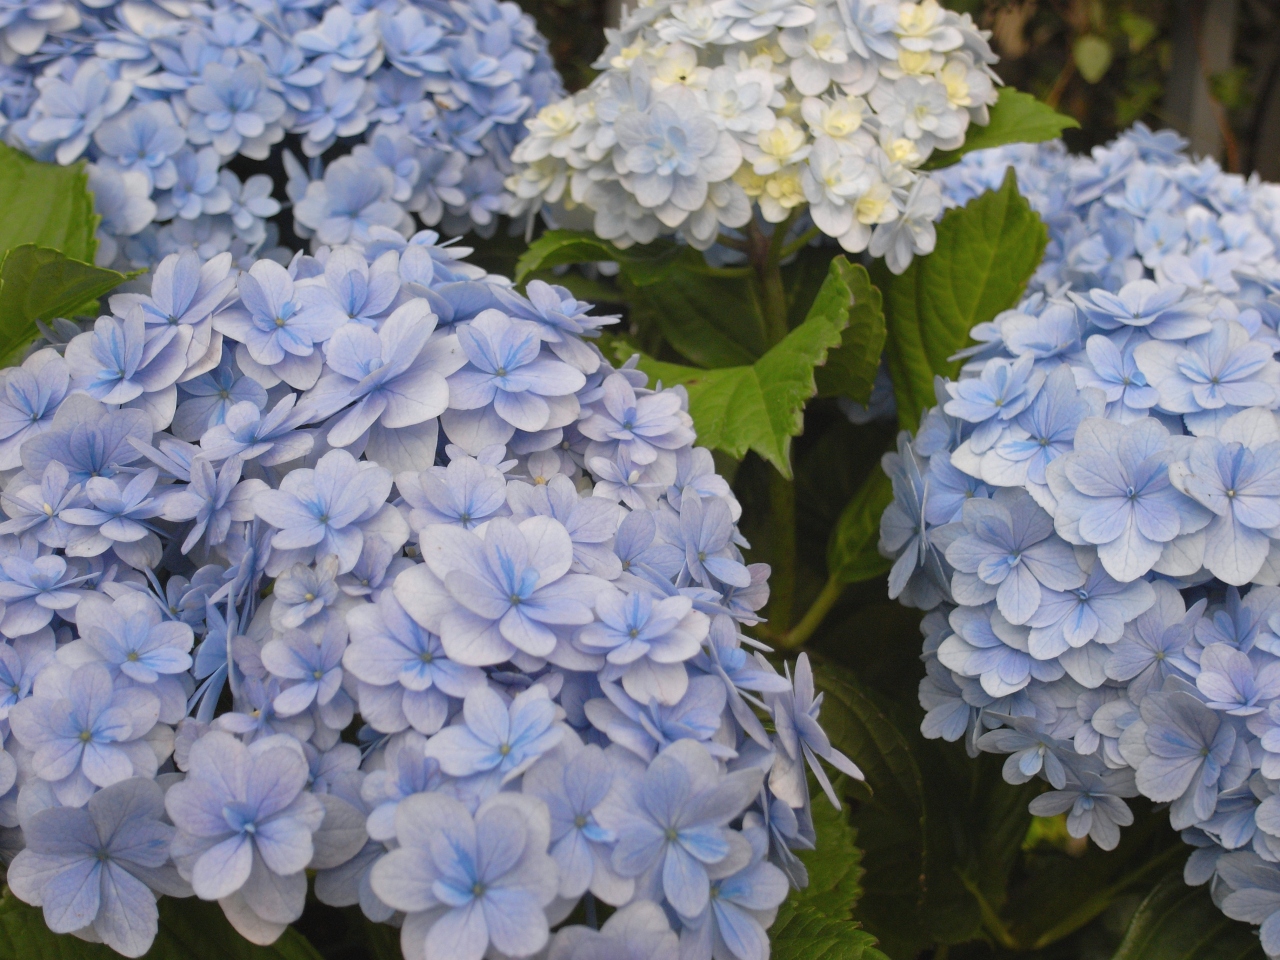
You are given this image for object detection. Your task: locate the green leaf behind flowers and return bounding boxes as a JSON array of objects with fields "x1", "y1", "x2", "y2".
[
  {"x1": 770, "y1": 795, "x2": 887, "y2": 960},
  {"x1": 0, "y1": 245, "x2": 132, "y2": 365},
  {"x1": 825, "y1": 465, "x2": 893, "y2": 585},
  {"x1": 0, "y1": 893, "x2": 323, "y2": 960},
  {"x1": 0, "y1": 143, "x2": 99, "y2": 262},
  {"x1": 609, "y1": 256, "x2": 861, "y2": 475},
  {"x1": 517, "y1": 229, "x2": 769, "y2": 368},
  {"x1": 877, "y1": 166, "x2": 1047, "y2": 432},
  {"x1": 813, "y1": 261, "x2": 885, "y2": 405},
  {"x1": 923, "y1": 89, "x2": 1080, "y2": 170},
  {"x1": 1108, "y1": 873, "x2": 1264, "y2": 960}
]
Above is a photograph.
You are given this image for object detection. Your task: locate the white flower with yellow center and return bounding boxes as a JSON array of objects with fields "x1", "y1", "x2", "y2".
[
  {"x1": 895, "y1": 0, "x2": 963, "y2": 54},
  {"x1": 746, "y1": 117, "x2": 811, "y2": 174},
  {"x1": 759, "y1": 164, "x2": 806, "y2": 221}
]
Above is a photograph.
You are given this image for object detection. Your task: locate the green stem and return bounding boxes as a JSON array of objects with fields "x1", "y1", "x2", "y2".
[
  {"x1": 746, "y1": 217, "x2": 802, "y2": 631},
  {"x1": 777, "y1": 574, "x2": 845, "y2": 650},
  {"x1": 779, "y1": 225, "x2": 822, "y2": 261},
  {"x1": 766, "y1": 464, "x2": 796, "y2": 632}
]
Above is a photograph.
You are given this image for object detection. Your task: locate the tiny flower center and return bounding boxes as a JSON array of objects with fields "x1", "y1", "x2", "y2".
[
  {"x1": 574, "y1": 815, "x2": 588, "y2": 829},
  {"x1": 313, "y1": 669, "x2": 325, "y2": 680},
  {"x1": 79, "y1": 729, "x2": 93, "y2": 742},
  {"x1": 499, "y1": 743, "x2": 511, "y2": 756}
]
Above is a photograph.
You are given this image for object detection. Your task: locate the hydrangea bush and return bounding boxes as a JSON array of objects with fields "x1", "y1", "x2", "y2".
[
  {"x1": 878, "y1": 124, "x2": 1280, "y2": 953},
  {"x1": 0, "y1": 0, "x2": 562, "y2": 269},
  {"x1": 506, "y1": 0, "x2": 1001, "y2": 272},
  {"x1": 0, "y1": 226, "x2": 862, "y2": 958}
]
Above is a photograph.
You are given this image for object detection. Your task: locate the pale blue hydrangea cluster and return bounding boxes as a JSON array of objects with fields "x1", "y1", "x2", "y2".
[
  {"x1": 0, "y1": 0, "x2": 562, "y2": 269},
  {"x1": 505, "y1": 0, "x2": 999, "y2": 273},
  {"x1": 880, "y1": 125, "x2": 1280, "y2": 954},
  {"x1": 0, "y1": 231, "x2": 854, "y2": 960}
]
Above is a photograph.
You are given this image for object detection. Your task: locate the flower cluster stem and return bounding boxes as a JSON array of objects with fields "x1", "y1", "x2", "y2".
[
  {"x1": 746, "y1": 219, "x2": 801, "y2": 632},
  {"x1": 776, "y1": 574, "x2": 845, "y2": 650}
]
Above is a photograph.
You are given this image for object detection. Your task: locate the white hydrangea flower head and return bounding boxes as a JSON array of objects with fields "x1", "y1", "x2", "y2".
[{"x1": 508, "y1": 0, "x2": 1001, "y2": 272}]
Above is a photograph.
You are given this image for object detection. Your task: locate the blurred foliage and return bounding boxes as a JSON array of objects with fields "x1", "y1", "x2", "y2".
[{"x1": 515, "y1": 0, "x2": 607, "y2": 90}]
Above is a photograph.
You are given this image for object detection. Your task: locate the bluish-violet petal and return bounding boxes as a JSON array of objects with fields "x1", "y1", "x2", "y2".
[
  {"x1": 273, "y1": 680, "x2": 319, "y2": 716},
  {"x1": 253, "y1": 811, "x2": 316, "y2": 876},
  {"x1": 612, "y1": 822, "x2": 666, "y2": 878},
  {"x1": 550, "y1": 829, "x2": 593, "y2": 898},
  {"x1": 425, "y1": 900, "x2": 490, "y2": 960},
  {"x1": 95, "y1": 861, "x2": 159, "y2": 957},
  {"x1": 713, "y1": 900, "x2": 769, "y2": 960},
  {"x1": 1077, "y1": 497, "x2": 1132, "y2": 545},
  {"x1": 662, "y1": 843, "x2": 710, "y2": 917},
  {"x1": 245, "y1": 746, "x2": 308, "y2": 817},
  {"x1": 369, "y1": 847, "x2": 436, "y2": 914},
  {"x1": 460, "y1": 685, "x2": 510, "y2": 747},
  {"x1": 191, "y1": 833, "x2": 253, "y2": 900},
  {"x1": 996, "y1": 565, "x2": 1042, "y2": 626},
  {"x1": 40, "y1": 857, "x2": 101, "y2": 934},
  {"x1": 498, "y1": 608, "x2": 558, "y2": 657},
  {"x1": 81, "y1": 741, "x2": 134, "y2": 787},
  {"x1": 481, "y1": 886, "x2": 549, "y2": 958},
  {"x1": 444, "y1": 570, "x2": 511, "y2": 619},
  {"x1": 423, "y1": 726, "x2": 496, "y2": 777}
]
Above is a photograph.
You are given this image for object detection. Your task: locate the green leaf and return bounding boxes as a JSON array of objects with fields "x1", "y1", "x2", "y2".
[
  {"x1": 514, "y1": 230, "x2": 681, "y2": 286},
  {"x1": 813, "y1": 261, "x2": 885, "y2": 404},
  {"x1": 616, "y1": 257, "x2": 854, "y2": 476},
  {"x1": 923, "y1": 89, "x2": 1080, "y2": 170},
  {"x1": 878, "y1": 167, "x2": 1047, "y2": 431},
  {"x1": 0, "y1": 893, "x2": 324, "y2": 960},
  {"x1": 808, "y1": 661, "x2": 929, "y2": 959},
  {"x1": 518, "y1": 230, "x2": 767, "y2": 368},
  {"x1": 0, "y1": 245, "x2": 131, "y2": 365},
  {"x1": 825, "y1": 465, "x2": 893, "y2": 585},
  {"x1": 624, "y1": 250, "x2": 767, "y2": 368},
  {"x1": 1110, "y1": 874, "x2": 1264, "y2": 960},
  {"x1": 1073, "y1": 34, "x2": 1114, "y2": 85},
  {"x1": 0, "y1": 143, "x2": 98, "y2": 263},
  {"x1": 771, "y1": 786, "x2": 887, "y2": 960}
]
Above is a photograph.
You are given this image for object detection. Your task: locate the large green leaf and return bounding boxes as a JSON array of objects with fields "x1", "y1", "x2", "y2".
[
  {"x1": 0, "y1": 245, "x2": 131, "y2": 363},
  {"x1": 0, "y1": 143, "x2": 98, "y2": 263},
  {"x1": 813, "y1": 660, "x2": 1047, "y2": 957},
  {"x1": 808, "y1": 661, "x2": 929, "y2": 958},
  {"x1": 813, "y1": 261, "x2": 885, "y2": 404},
  {"x1": 771, "y1": 792, "x2": 887, "y2": 960},
  {"x1": 923, "y1": 89, "x2": 1080, "y2": 170},
  {"x1": 0, "y1": 894, "x2": 324, "y2": 960},
  {"x1": 1110, "y1": 874, "x2": 1264, "y2": 960},
  {"x1": 878, "y1": 167, "x2": 1047, "y2": 431},
  {"x1": 616, "y1": 256, "x2": 855, "y2": 476},
  {"x1": 624, "y1": 250, "x2": 767, "y2": 368},
  {"x1": 825, "y1": 466, "x2": 893, "y2": 585}
]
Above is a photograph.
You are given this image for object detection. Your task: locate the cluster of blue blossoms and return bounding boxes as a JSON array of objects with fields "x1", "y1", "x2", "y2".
[
  {"x1": 880, "y1": 125, "x2": 1280, "y2": 952},
  {"x1": 0, "y1": 226, "x2": 855, "y2": 959},
  {"x1": 0, "y1": 0, "x2": 561, "y2": 268}
]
